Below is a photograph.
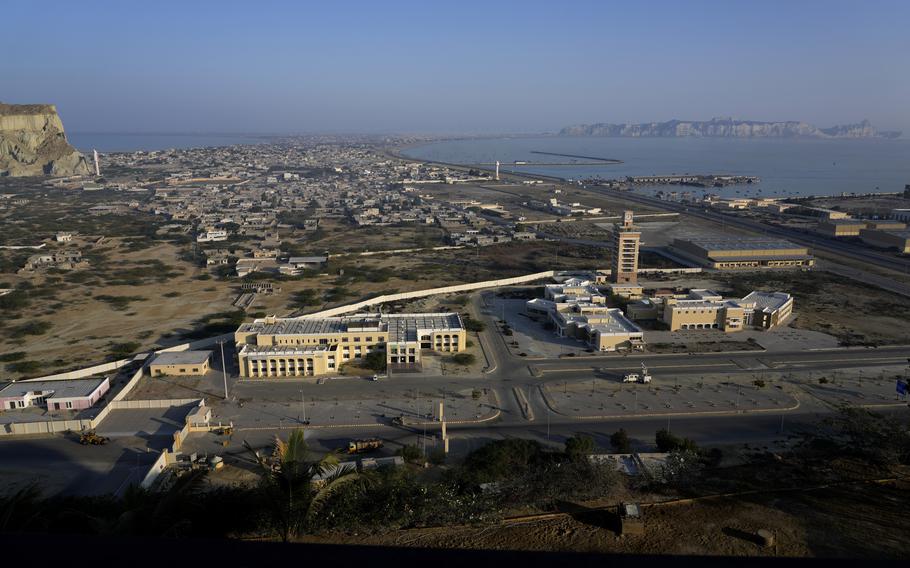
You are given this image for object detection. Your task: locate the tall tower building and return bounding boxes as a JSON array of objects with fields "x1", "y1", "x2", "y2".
[{"x1": 611, "y1": 210, "x2": 640, "y2": 284}]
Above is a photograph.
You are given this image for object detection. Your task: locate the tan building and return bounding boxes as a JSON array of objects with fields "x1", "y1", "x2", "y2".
[
  {"x1": 671, "y1": 237, "x2": 815, "y2": 270},
  {"x1": 611, "y1": 211, "x2": 640, "y2": 284},
  {"x1": 149, "y1": 350, "x2": 212, "y2": 376},
  {"x1": 550, "y1": 304, "x2": 644, "y2": 351},
  {"x1": 235, "y1": 313, "x2": 466, "y2": 378},
  {"x1": 819, "y1": 219, "x2": 906, "y2": 238},
  {"x1": 817, "y1": 220, "x2": 865, "y2": 237},
  {"x1": 662, "y1": 290, "x2": 793, "y2": 332},
  {"x1": 527, "y1": 279, "x2": 644, "y2": 351},
  {"x1": 860, "y1": 229, "x2": 910, "y2": 254}
]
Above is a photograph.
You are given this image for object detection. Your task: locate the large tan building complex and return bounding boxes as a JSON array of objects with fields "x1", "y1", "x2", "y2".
[
  {"x1": 235, "y1": 313, "x2": 466, "y2": 378},
  {"x1": 670, "y1": 237, "x2": 815, "y2": 270},
  {"x1": 663, "y1": 289, "x2": 793, "y2": 331},
  {"x1": 611, "y1": 211, "x2": 640, "y2": 284}
]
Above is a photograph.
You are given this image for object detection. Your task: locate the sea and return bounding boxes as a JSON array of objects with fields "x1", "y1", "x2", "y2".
[
  {"x1": 401, "y1": 136, "x2": 910, "y2": 198},
  {"x1": 68, "y1": 132, "x2": 271, "y2": 153}
]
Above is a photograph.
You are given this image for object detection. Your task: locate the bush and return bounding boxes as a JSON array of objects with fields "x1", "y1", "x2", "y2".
[
  {"x1": 461, "y1": 439, "x2": 546, "y2": 484},
  {"x1": 463, "y1": 318, "x2": 485, "y2": 332},
  {"x1": 450, "y1": 353, "x2": 475, "y2": 366},
  {"x1": 655, "y1": 429, "x2": 698, "y2": 453},
  {"x1": 610, "y1": 428, "x2": 632, "y2": 453},
  {"x1": 10, "y1": 321, "x2": 53, "y2": 338},
  {"x1": 564, "y1": 434, "x2": 595, "y2": 458},
  {"x1": 0, "y1": 351, "x2": 26, "y2": 362},
  {"x1": 109, "y1": 342, "x2": 142, "y2": 358},
  {"x1": 7, "y1": 360, "x2": 41, "y2": 374},
  {"x1": 397, "y1": 444, "x2": 423, "y2": 463}
]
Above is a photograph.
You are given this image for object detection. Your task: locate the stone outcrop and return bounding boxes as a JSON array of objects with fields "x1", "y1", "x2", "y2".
[
  {"x1": 559, "y1": 117, "x2": 900, "y2": 139},
  {"x1": 0, "y1": 103, "x2": 92, "y2": 177}
]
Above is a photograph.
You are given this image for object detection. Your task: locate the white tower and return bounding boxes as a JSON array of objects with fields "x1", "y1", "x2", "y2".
[
  {"x1": 495, "y1": 160, "x2": 500, "y2": 181},
  {"x1": 93, "y1": 149, "x2": 101, "y2": 177}
]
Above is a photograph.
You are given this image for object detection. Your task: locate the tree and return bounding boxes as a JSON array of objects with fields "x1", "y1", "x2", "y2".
[
  {"x1": 463, "y1": 318, "x2": 485, "y2": 332},
  {"x1": 244, "y1": 430, "x2": 361, "y2": 542},
  {"x1": 362, "y1": 350, "x2": 387, "y2": 372},
  {"x1": 655, "y1": 429, "x2": 698, "y2": 453},
  {"x1": 564, "y1": 434, "x2": 595, "y2": 458},
  {"x1": 397, "y1": 444, "x2": 423, "y2": 463},
  {"x1": 610, "y1": 428, "x2": 631, "y2": 453}
]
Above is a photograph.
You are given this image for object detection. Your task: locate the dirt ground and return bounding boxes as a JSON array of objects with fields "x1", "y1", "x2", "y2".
[
  {"x1": 1, "y1": 239, "x2": 236, "y2": 376},
  {"x1": 299, "y1": 480, "x2": 909, "y2": 558}
]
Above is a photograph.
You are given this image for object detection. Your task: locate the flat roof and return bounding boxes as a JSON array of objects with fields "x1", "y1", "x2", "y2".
[
  {"x1": 239, "y1": 313, "x2": 464, "y2": 343},
  {"x1": 0, "y1": 377, "x2": 107, "y2": 399},
  {"x1": 863, "y1": 229, "x2": 910, "y2": 238},
  {"x1": 587, "y1": 309, "x2": 643, "y2": 335},
  {"x1": 741, "y1": 291, "x2": 792, "y2": 312},
  {"x1": 679, "y1": 237, "x2": 806, "y2": 252},
  {"x1": 151, "y1": 350, "x2": 213, "y2": 366}
]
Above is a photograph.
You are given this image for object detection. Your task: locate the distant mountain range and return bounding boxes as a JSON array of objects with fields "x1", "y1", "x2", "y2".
[{"x1": 558, "y1": 118, "x2": 901, "y2": 139}]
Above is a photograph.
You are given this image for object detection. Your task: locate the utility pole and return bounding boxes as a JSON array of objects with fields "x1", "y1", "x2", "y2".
[
  {"x1": 218, "y1": 340, "x2": 229, "y2": 400},
  {"x1": 300, "y1": 389, "x2": 307, "y2": 425}
]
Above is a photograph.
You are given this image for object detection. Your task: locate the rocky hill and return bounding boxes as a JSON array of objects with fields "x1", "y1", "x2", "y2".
[
  {"x1": 559, "y1": 117, "x2": 901, "y2": 139},
  {"x1": 0, "y1": 103, "x2": 92, "y2": 177}
]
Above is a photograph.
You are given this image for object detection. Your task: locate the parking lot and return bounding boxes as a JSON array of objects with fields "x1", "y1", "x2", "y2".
[{"x1": 542, "y1": 377, "x2": 799, "y2": 418}]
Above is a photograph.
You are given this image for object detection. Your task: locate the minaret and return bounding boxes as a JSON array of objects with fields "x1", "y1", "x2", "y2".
[
  {"x1": 495, "y1": 161, "x2": 500, "y2": 181},
  {"x1": 93, "y1": 149, "x2": 101, "y2": 177}
]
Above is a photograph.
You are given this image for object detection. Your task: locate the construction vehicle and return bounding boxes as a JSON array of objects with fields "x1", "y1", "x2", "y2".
[
  {"x1": 622, "y1": 363, "x2": 652, "y2": 384},
  {"x1": 347, "y1": 438, "x2": 383, "y2": 454},
  {"x1": 79, "y1": 430, "x2": 109, "y2": 446}
]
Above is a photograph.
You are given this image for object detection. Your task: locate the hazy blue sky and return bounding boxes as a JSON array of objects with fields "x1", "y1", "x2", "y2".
[{"x1": 3, "y1": 0, "x2": 908, "y2": 135}]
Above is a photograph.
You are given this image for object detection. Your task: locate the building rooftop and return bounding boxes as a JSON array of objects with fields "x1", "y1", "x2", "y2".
[
  {"x1": 151, "y1": 350, "x2": 213, "y2": 366},
  {"x1": 0, "y1": 377, "x2": 108, "y2": 399},
  {"x1": 239, "y1": 313, "x2": 464, "y2": 344},
  {"x1": 740, "y1": 291, "x2": 793, "y2": 312},
  {"x1": 681, "y1": 237, "x2": 806, "y2": 252}
]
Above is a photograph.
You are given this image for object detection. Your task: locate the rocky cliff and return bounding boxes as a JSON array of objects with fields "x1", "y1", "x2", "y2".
[
  {"x1": 0, "y1": 103, "x2": 92, "y2": 177},
  {"x1": 559, "y1": 117, "x2": 901, "y2": 139}
]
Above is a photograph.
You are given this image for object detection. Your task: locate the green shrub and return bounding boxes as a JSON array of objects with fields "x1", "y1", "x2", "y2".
[
  {"x1": 564, "y1": 434, "x2": 595, "y2": 458},
  {"x1": 0, "y1": 351, "x2": 26, "y2": 362},
  {"x1": 450, "y1": 353, "x2": 475, "y2": 366},
  {"x1": 7, "y1": 360, "x2": 41, "y2": 374}
]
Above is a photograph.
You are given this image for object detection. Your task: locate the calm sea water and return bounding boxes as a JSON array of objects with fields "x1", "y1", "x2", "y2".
[
  {"x1": 68, "y1": 132, "x2": 270, "y2": 152},
  {"x1": 402, "y1": 137, "x2": 910, "y2": 198}
]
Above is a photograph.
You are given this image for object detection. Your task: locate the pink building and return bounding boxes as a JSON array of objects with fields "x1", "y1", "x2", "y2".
[{"x1": 0, "y1": 377, "x2": 110, "y2": 412}]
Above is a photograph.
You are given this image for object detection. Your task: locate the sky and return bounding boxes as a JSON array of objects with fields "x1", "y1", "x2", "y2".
[{"x1": 2, "y1": 0, "x2": 909, "y2": 135}]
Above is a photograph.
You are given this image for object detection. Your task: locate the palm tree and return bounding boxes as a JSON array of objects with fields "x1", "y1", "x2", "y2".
[{"x1": 244, "y1": 429, "x2": 360, "y2": 542}]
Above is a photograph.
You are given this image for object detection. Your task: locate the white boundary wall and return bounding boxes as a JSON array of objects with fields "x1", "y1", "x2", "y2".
[{"x1": 303, "y1": 270, "x2": 557, "y2": 318}]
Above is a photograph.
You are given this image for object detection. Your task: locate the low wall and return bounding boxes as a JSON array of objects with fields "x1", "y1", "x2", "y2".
[
  {"x1": 7, "y1": 418, "x2": 93, "y2": 436},
  {"x1": 158, "y1": 332, "x2": 234, "y2": 353},
  {"x1": 19, "y1": 358, "x2": 133, "y2": 383},
  {"x1": 303, "y1": 270, "x2": 557, "y2": 318},
  {"x1": 109, "y1": 398, "x2": 201, "y2": 410}
]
